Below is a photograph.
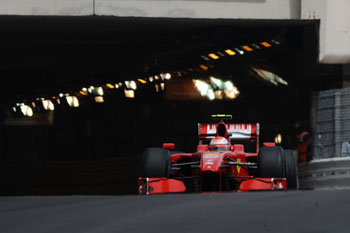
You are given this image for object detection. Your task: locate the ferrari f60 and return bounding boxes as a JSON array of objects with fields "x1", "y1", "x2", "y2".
[{"x1": 139, "y1": 115, "x2": 298, "y2": 194}]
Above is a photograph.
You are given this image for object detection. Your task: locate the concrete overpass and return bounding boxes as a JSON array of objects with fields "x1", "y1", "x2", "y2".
[{"x1": 0, "y1": 0, "x2": 349, "y2": 64}]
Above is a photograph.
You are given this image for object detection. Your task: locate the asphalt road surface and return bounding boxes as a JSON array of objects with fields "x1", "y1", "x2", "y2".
[{"x1": 1, "y1": 190, "x2": 349, "y2": 233}]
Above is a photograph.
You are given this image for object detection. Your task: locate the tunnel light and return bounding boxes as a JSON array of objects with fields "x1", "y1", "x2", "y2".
[
  {"x1": 224, "y1": 81, "x2": 234, "y2": 91},
  {"x1": 138, "y1": 78, "x2": 147, "y2": 84},
  {"x1": 201, "y1": 55, "x2": 210, "y2": 61},
  {"x1": 271, "y1": 40, "x2": 280, "y2": 45},
  {"x1": 149, "y1": 77, "x2": 154, "y2": 82},
  {"x1": 251, "y1": 67, "x2": 288, "y2": 86},
  {"x1": 252, "y1": 44, "x2": 261, "y2": 49},
  {"x1": 225, "y1": 49, "x2": 236, "y2": 56},
  {"x1": 66, "y1": 96, "x2": 79, "y2": 107},
  {"x1": 224, "y1": 81, "x2": 240, "y2": 99},
  {"x1": 42, "y1": 100, "x2": 54, "y2": 111},
  {"x1": 207, "y1": 89, "x2": 215, "y2": 101},
  {"x1": 82, "y1": 87, "x2": 88, "y2": 92},
  {"x1": 200, "y1": 65, "x2": 209, "y2": 71},
  {"x1": 20, "y1": 105, "x2": 33, "y2": 117},
  {"x1": 275, "y1": 134, "x2": 282, "y2": 144},
  {"x1": 208, "y1": 53, "x2": 220, "y2": 60},
  {"x1": 94, "y1": 87, "x2": 104, "y2": 96},
  {"x1": 165, "y1": 73, "x2": 171, "y2": 80},
  {"x1": 217, "y1": 51, "x2": 226, "y2": 57},
  {"x1": 160, "y1": 83, "x2": 165, "y2": 91},
  {"x1": 224, "y1": 90, "x2": 238, "y2": 99},
  {"x1": 160, "y1": 73, "x2": 171, "y2": 80},
  {"x1": 277, "y1": 77, "x2": 288, "y2": 86},
  {"x1": 94, "y1": 96, "x2": 104, "y2": 103},
  {"x1": 72, "y1": 97, "x2": 79, "y2": 107},
  {"x1": 27, "y1": 107, "x2": 33, "y2": 117},
  {"x1": 260, "y1": 41, "x2": 272, "y2": 47},
  {"x1": 215, "y1": 90, "x2": 223, "y2": 100},
  {"x1": 242, "y1": 45, "x2": 253, "y2": 52},
  {"x1": 130, "y1": 81, "x2": 137, "y2": 90},
  {"x1": 224, "y1": 88, "x2": 240, "y2": 100},
  {"x1": 124, "y1": 89, "x2": 135, "y2": 98},
  {"x1": 79, "y1": 90, "x2": 87, "y2": 96},
  {"x1": 210, "y1": 77, "x2": 223, "y2": 89},
  {"x1": 234, "y1": 48, "x2": 244, "y2": 55},
  {"x1": 88, "y1": 86, "x2": 95, "y2": 93},
  {"x1": 194, "y1": 80, "x2": 210, "y2": 96},
  {"x1": 106, "y1": 83, "x2": 115, "y2": 89}
]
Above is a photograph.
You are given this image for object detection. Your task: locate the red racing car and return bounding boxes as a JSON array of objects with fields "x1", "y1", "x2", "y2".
[{"x1": 139, "y1": 115, "x2": 298, "y2": 194}]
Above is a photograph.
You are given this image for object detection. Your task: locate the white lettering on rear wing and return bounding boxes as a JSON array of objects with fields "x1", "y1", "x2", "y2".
[{"x1": 198, "y1": 123, "x2": 259, "y2": 140}]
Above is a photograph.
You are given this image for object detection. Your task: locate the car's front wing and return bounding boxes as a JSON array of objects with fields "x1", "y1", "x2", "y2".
[{"x1": 138, "y1": 177, "x2": 286, "y2": 194}]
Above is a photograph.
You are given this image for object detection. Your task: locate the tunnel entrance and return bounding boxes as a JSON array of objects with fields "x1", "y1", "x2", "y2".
[{"x1": 0, "y1": 16, "x2": 342, "y2": 194}]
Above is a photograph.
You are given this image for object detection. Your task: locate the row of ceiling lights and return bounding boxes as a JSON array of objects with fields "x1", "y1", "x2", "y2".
[
  {"x1": 198, "y1": 40, "x2": 278, "y2": 69},
  {"x1": 11, "y1": 40, "x2": 281, "y2": 118},
  {"x1": 12, "y1": 72, "x2": 173, "y2": 117}
]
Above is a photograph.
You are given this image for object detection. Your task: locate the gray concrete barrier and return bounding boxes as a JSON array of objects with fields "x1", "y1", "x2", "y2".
[{"x1": 298, "y1": 157, "x2": 350, "y2": 190}]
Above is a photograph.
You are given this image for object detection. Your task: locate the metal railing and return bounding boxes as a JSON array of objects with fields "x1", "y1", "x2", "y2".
[{"x1": 298, "y1": 157, "x2": 350, "y2": 189}]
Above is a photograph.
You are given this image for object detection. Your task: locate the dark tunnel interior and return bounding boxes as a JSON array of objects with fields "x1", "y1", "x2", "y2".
[{"x1": 0, "y1": 16, "x2": 342, "y2": 195}]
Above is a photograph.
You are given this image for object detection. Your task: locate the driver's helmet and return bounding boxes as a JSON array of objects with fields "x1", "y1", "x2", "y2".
[{"x1": 209, "y1": 136, "x2": 230, "y2": 151}]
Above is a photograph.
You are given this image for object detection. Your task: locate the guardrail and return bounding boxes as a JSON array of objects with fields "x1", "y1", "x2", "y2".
[{"x1": 298, "y1": 157, "x2": 350, "y2": 190}]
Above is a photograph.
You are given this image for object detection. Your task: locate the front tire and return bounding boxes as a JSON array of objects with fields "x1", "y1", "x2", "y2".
[
  {"x1": 258, "y1": 146, "x2": 285, "y2": 178},
  {"x1": 142, "y1": 148, "x2": 170, "y2": 178},
  {"x1": 284, "y1": 150, "x2": 299, "y2": 189}
]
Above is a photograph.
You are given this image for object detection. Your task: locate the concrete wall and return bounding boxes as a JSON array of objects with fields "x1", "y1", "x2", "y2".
[
  {"x1": 0, "y1": 0, "x2": 300, "y2": 18},
  {"x1": 302, "y1": 0, "x2": 350, "y2": 64},
  {"x1": 95, "y1": 0, "x2": 301, "y2": 19},
  {"x1": 0, "y1": 0, "x2": 93, "y2": 15}
]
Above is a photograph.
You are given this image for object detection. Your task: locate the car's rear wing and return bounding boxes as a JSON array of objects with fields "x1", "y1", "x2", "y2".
[{"x1": 198, "y1": 123, "x2": 260, "y2": 141}]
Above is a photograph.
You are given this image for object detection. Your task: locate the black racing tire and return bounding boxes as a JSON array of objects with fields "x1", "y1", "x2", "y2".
[
  {"x1": 142, "y1": 148, "x2": 170, "y2": 178},
  {"x1": 258, "y1": 146, "x2": 286, "y2": 178},
  {"x1": 284, "y1": 150, "x2": 299, "y2": 190}
]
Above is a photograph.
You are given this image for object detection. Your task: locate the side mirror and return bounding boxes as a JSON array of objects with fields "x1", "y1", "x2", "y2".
[{"x1": 163, "y1": 143, "x2": 175, "y2": 150}]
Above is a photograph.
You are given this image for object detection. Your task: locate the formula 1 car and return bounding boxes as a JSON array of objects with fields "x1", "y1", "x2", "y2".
[{"x1": 139, "y1": 115, "x2": 298, "y2": 194}]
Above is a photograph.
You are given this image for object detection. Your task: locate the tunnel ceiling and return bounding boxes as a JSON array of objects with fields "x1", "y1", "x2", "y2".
[{"x1": 0, "y1": 16, "x2": 340, "y2": 106}]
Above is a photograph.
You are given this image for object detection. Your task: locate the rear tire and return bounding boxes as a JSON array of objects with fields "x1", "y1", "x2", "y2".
[
  {"x1": 142, "y1": 148, "x2": 170, "y2": 178},
  {"x1": 284, "y1": 150, "x2": 299, "y2": 189},
  {"x1": 258, "y1": 146, "x2": 285, "y2": 178}
]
